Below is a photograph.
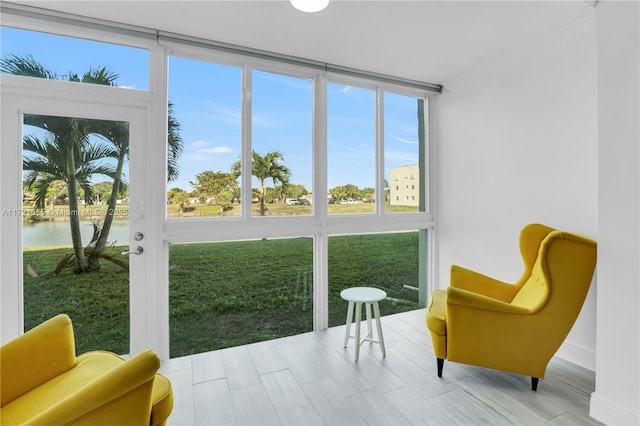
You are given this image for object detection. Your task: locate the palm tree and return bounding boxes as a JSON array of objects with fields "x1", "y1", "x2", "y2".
[
  {"x1": 3, "y1": 54, "x2": 184, "y2": 272},
  {"x1": 22, "y1": 118, "x2": 118, "y2": 272},
  {"x1": 3, "y1": 54, "x2": 123, "y2": 272},
  {"x1": 232, "y1": 151, "x2": 291, "y2": 216}
]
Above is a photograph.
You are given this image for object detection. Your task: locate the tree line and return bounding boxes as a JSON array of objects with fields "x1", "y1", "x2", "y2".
[
  {"x1": 169, "y1": 151, "x2": 294, "y2": 216},
  {"x1": 171, "y1": 153, "x2": 378, "y2": 212},
  {"x1": 27, "y1": 180, "x2": 131, "y2": 208}
]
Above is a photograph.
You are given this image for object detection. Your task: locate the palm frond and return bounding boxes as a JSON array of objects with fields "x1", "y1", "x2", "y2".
[
  {"x1": 82, "y1": 67, "x2": 119, "y2": 86},
  {"x1": 26, "y1": 174, "x2": 59, "y2": 209},
  {"x1": 23, "y1": 134, "x2": 51, "y2": 158},
  {"x1": 167, "y1": 101, "x2": 183, "y2": 182},
  {"x1": 81, "y1": 144, "x2": 120, "y2": 162},
  {"x1": 0, "y1": 53, "x2": 57, "y2": 79}
]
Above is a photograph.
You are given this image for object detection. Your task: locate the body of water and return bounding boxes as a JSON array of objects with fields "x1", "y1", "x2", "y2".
[{"x1": 23, "y1": 220, "x2": 130, "y2": 248}]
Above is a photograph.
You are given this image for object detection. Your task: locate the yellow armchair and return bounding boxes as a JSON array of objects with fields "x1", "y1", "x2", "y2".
[
  {"x1": 1, "y1": 314, "x2": 173, "y2": 425},
  {"x1": 426, "y1": 224, "x2": 597, "y2": 390}
]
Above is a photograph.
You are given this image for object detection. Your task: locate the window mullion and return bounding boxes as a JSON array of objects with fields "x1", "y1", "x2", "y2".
[
  {"x1": 314, "y1": 73, "x2": 329, "y2": 330},
  {"x1": 375, "y1": 87, "x2": 385, "y2": 216},
  {"x1": 241, "y1": 64, "x2": 253, "y2": 218}
]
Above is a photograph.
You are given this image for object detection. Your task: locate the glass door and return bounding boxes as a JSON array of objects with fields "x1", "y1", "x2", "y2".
[{"x1": 1, "y1": 81, "x2": 151, "y2": 355}]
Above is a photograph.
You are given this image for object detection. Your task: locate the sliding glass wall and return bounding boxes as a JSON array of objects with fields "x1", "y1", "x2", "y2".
[
  {"x1": 2, "y1": 20, "x2": 435, "y2": 358},
  {"x1": 165, "y1": 50, "x2": 432, "y2": 355}
]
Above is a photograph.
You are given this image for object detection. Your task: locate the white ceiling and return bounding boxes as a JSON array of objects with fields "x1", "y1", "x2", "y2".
[{"x1": 6, "y1": 0, "x2": 594, "y2": 85}]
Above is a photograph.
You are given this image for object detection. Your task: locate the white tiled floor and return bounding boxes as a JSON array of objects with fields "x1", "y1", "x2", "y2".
[{"x1": 160, "y1": 309, "x2": 601, "y2": 425}]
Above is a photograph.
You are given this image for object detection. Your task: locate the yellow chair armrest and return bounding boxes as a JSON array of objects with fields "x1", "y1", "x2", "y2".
[
  {"x1": 1, "y1": 314, "x2": 76, "y2": 407},
  {"x1": 450, "y1": 265, "x2": 518, "y2": 302},
  {"x1": 447, "y1": 287, "x2": 530, "y2": 314},
  {"x1": 25, "y1": 350, "x2": 161, "y2": 426}
]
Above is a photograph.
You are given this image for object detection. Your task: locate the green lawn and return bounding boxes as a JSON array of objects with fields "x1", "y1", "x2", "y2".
[
  {"x1": 24, "y1": 202, "x2": 417, "y2": 221},
  {"x1": 23, "y1": 232, "x2": 421, "y2": 357},
  {"x1": 168, "y1": 202, "x2": 419, "y2": 217}
]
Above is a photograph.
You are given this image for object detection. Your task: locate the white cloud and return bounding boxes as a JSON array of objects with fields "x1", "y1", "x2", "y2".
[
  {"x1": 197, "y1": 146, "x2": 233, "y2": 155},
  {"x1": 340, "y1": 85, "x2": 351, "y2": 93},
  {"x1": 183, "y1": 142, "x2": 235, "y2": 162}
]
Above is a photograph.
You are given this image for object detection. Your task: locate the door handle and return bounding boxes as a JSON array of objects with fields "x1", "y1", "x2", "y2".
[{"x1": 122, "y1": 246, "x2": 144, "y2": 255}]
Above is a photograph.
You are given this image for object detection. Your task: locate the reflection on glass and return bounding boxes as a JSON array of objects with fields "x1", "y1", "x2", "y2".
[
  {"x1": 167, "y1": 57, "x2": 242, "y2": 218},
  {"x1": 169, "y1": 237, "x2": 313, "y2": 357},
  {"x1": 328, "y1": 232, "x2": 420, "y2": 327},
  {"x1": 327, "y1": 83, "x2": 375, "y2": 214},
  {"x1": 384, "y1": 92, "x2": 425, "y2": 213},
  {"x1": 22, "y1": 114, "x2": 130, "y2": 355},
  {"x1": 251, "y1": 70, "x2": 313, "y2": 217}
]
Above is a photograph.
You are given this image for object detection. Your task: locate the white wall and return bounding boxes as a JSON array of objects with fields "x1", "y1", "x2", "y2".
[
  {"x1": 435, "y1": 13, "x2": 598, "y2": 369},
  {"x1": 590, "y1": 1, "x2": 640, "y2": 424}
]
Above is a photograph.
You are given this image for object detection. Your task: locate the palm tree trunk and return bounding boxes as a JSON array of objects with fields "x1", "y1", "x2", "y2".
[
  {"x1": 259, "y1": 179, "x2": 266, "y2": 216},
  {"x1": 65, "y1": 148, "x2": 89, "y2": 273},
  {"x1": 88, "y1": 149, "x2": 126, "y2": 270}
]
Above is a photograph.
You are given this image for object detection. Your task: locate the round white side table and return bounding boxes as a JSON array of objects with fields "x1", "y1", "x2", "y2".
[{"x1": 340, "y1": 287, "x2": 387, "y2": 361}]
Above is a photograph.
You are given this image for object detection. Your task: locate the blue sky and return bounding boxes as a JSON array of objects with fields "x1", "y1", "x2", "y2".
[{"x1": 2, "y1": 26, "x2": 420, "y2": 194}]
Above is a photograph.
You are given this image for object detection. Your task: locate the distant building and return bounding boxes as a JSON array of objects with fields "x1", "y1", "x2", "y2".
[{"x1": 389, "y1": 165, "x2": 419, "y2": 206}]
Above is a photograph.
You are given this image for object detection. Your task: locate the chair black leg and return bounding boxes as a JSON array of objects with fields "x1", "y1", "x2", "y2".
[
  {"x1": 531, "y1": 377, "x2": 539, "y2": 391},
  {"x1": 437, "y1": 358, "x2": 444, "y2": 377}
]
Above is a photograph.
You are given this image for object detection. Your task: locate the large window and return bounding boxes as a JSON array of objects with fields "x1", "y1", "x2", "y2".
[
  {"x1": 251, "y1": 70, "x2": 313, "y2": 217},
  {"x1": 328, "y1": 232, "x2": 421, "y2": 328},
  {"x1": 167, "y1": 56, "x2": 242, "y2": 218},
  {"x1": 2, "y1": 13, "x2": 435, "y2": 359},
  {"x1": 164, "y1": 56, "x2": 432, "y2": 353},
  {"x1": 327, "y1": 83, "x2": 376, "y2": 213},
  {"x1": 166, "y1": 61, "x2": 429, "y2": 222},
  {"x1": 169, "y1": 238, "x2": 313, "y2": 357},
  {"x1": 384, "y1": 93, "x2": 426, "y2": 213},
  {"x1": 0, "y1": 27, "x2": 149, "y2": 90}
]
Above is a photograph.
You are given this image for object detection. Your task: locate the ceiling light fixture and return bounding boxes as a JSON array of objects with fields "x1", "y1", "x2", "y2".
[{"x1": 289, "y1": 0, "x2": 330, "y2": 13}]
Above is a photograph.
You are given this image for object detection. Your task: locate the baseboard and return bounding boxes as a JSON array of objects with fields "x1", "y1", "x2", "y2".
[
  {"x1": 555, "y1": 341, "x2": 595, "y2": 371},
  {"x1": 590, "y1": 392, "x2": 640, "y2": 425}
]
